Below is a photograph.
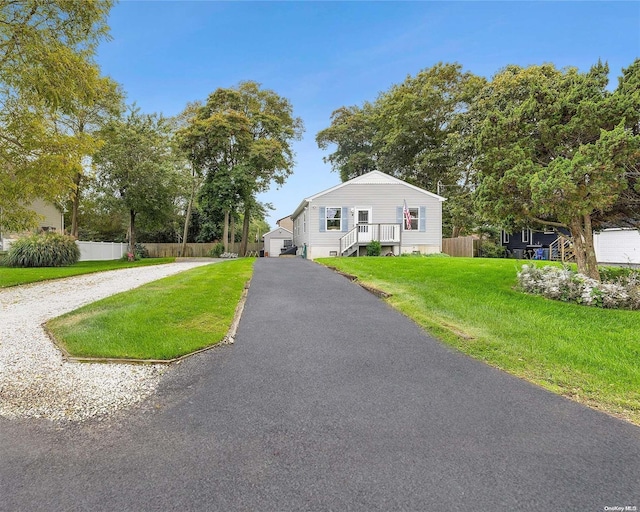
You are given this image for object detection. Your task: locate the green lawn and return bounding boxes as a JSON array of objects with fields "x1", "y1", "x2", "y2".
[
  {"x1": 319, "y1": 256, "x2": 640, "y2": 425},
  {"x1": 0, "y1": 258, "x2": 175, "y2": 288},
  {"x1": 46, "y1": 258, "x2": 254, "y2": 360}
]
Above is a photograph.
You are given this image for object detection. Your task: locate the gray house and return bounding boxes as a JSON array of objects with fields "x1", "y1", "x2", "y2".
[
  {"x1": 262, "y1": 226, "x2": 293, "y2": 257},
  {"x1": 291, "y1": 171, "x2": 445, "y2": 259}
]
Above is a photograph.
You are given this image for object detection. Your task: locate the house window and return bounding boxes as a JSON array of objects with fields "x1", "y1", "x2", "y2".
[
  {"x1": 522, "y1": 229, "x2": 532, "y2": 243},
  {"x1": 404, "y1": 208, "x2": 419, "y2": 231},
  {"x1": 283, "y1": 239, "x2": 292, "y2": 248},
  {"x1": 502, "y1": 231, "x2": 510, "y2": 244},
  {"x1": 303, "y1": 212, "x2": 306, "y2": 233},
  {"x1": 326, "y1": 207, "x2": 342, "y2": 231}
]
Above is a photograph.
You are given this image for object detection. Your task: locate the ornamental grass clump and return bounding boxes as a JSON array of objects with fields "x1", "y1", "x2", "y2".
[
  {"x1": 5, "y1": 232, "x2": 80, "y2": 267},
  {"x1": 517, "y1": 264, "x2": 640, "y2": 310}
]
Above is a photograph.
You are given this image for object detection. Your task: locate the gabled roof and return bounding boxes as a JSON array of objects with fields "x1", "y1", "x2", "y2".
[
  {"x1": 262, "y1": 226, "x2": 293, "y2": 239},
  {"x1": 292, "y1": 170, "x2": 445, "y2": 217}
]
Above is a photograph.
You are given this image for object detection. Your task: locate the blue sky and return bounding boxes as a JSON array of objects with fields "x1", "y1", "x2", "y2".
[{"x1": 96, "y1": 1, "x2": 640, "y2": 228}]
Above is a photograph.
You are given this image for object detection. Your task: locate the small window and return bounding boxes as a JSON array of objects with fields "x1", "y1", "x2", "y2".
[
  {"x1": 404, "y1": 207, "x2": 419, "y2": 231},
  {"x1": 283, "y1": 239, "x2": 292, "y2": 248},
  {"x1": 502, "y1": 231, "x2": 510, "y2": 244},
  {"x1": 522, "y1": 229, "x2": 532, "y2": 243},
  {"x1": 326, "y1": 207, "x2": 342, "y2": 231},
  {"x1": 303, "y1": 212, "x2": 306, "y2": 233}
]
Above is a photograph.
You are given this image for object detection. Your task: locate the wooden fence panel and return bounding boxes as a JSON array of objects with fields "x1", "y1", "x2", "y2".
[
  {"x1": 442, "y1": 236, "x2": 479, "y2": 258},
  {"x1": 142, "y1": 242, "x2": 261, "y2": 258}
]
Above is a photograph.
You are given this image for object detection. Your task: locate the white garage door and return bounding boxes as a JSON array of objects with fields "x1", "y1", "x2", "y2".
[
  {"x1": 595, "y1": 230, "x2": 640, "y2": 264},
  {"x1": 269, "y1": 239, "x2": 283, "y2": 257}
]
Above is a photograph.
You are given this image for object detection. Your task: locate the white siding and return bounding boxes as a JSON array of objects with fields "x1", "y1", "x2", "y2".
[
  {"x1": 301, "y1": 182, "x2": 442, "y2": 259},
  {"x1": 31, "y1": 198, "x2": 64, "y2": 231},
  {"x1": 594, "y1": 229, "x2": 640, "y2": 264},
  {"x1": 292, "y1": 207, "x2": 310, "y2": 256}
]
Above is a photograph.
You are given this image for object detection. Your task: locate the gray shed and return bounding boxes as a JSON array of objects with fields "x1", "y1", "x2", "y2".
[{"x1": 262, "y1": 227, "x2": 293, "y2": 257}]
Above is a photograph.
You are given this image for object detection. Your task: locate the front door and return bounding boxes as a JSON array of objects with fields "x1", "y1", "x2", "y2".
[{"x1": 355, "y1": 208, "x2": 372, "y2": 243}]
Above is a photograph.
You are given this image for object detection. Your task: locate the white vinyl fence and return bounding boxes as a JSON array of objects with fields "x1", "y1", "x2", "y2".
[{"x1": 76, "y1": 241, "x2": 128, "y2": 261}]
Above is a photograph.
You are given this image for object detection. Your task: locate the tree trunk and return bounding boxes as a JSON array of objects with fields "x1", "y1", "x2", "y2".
[
  {"x1": 568, "y1": 214, "x2": 600, "y2": 281},
  {"x1": 180, "y1": 179, "x2": 196, "y2": 257},
  {"x1": 451, "y1": 225, "x2": 462, "y2": 238},
  {"x1": 230, "y1": 214, "x2": 236, "y2": 253},
  {"x1": 70, "y1": 172, "x2": 82, "y2": 238},
  {"x1": 240, "y1": 205, "x2": 251, "y2": 256},
  {"x1": 129, "y1": 209, "x2": 136, "y2": 257},
  {"x1": 583, "y1": 214, "x2": 600, "y2": 280},
  {"x1": 223, "y1": 210, "x2": 229, "y2": 252}
]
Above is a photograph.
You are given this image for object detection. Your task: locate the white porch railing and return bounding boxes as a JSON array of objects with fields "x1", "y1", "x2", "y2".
[
  {"x1": 340, "y1": 227, "x2": 358, "y2": 255},
  {"x1": 339, "y1": 223, "x2": 401, "y2": 255}
]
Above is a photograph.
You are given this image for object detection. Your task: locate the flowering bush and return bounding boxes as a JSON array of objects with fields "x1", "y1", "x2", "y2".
[{"x1": 517, "y1": 265, "x2": 640, "y2": 310}]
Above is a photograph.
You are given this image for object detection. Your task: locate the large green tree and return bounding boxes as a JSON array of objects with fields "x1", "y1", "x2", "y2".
[
  {"x1": 53, "y1": 76, "x2": 124, "y2": 237},
  {"x1": 0, "y1": 0, "x2": 113, "y2": 230},
  {"x1": 93, "y1": 108, "x2": 181, "y2": 253},
  {"x1": 474, "y1": 61, "x2": 640, "y2": 279},
  {"x1": 178, "y1": 81, "x2": 303, "y2": 255}
]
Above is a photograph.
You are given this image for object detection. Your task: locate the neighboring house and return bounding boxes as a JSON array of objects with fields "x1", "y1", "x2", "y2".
[
  {"x1": 262, "y1": 226, "x2": 293, "y2": 257},
  {"x1": 275, "y1": 215, "x2": 294, "y2": 232},
  {"x1": 291, "y1": 170, "x2": 445, "y2": 260},
  {"x1": 500, "y1": 227, "x2": 570, "y2": 260},
  {"x1": 0, "y1": 198, "x2": 64, "y2": 250},
  {"x1": 501, "y1": 226, "x2": 640, "y2": 265}
]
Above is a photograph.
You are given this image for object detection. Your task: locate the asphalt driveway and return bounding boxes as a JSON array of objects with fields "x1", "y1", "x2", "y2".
[{"x1": 1, "y1": 257, "x2": 638, "y2": 511}]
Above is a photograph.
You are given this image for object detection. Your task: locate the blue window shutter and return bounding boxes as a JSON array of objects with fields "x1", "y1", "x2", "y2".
[
  {"x1": 319, "y1": 207, "x2": 326, "y2": 232},
  {"x1": 419, "y1": 206, "x2": 426, "y2": 232},
  {"x1": 396, "y1": 207, "x2": 403, "y2": 225},
  {"x1": 341, "y1": 207, "x2": 349, "y2": 232}
]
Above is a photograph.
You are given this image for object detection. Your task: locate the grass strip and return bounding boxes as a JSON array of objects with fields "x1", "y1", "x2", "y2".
[
  {"x1": 0, "y1": 258, "x2": 176, "y2": 288},
  {"x1": 47, "y1": 258, "x2": 254, "y2": 360},
  {"x1": 319, "y1": 257, "x2": 640, "y2": 425}
]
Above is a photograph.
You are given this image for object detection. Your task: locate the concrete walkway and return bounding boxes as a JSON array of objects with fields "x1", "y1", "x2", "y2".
[{"x1": 0, "y1": 258, "x2": 638, "y2": 511}]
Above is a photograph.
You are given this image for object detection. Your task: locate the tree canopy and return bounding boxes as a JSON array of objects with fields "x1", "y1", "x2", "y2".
[
  {"x1": 0, "y1": 0, "x2": 114, "y2": 231},
  {"x1": 177, "y1": 81, "x2": 303, "y2": 254},
  {"x1": 474, "y1": 60, "x2": 640, "y2": 278},
  {"x1": 92, "y1": 108, "x2": 181, "y2": 253},
  {"x1": 316, "y1": 63, "x2": 484, "y2": 237}
]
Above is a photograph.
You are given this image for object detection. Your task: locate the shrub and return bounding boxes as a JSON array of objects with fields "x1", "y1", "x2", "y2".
[
  {"x1": 5, "y1": 232, "x2": 80, "y2": 267},
  {"x1": 121, "y1": 251, "x2": 137, "y2": 262},
  {"x1": 366, "y1": 240, "x2": 381, "y2": 256},
  {"x1": 599, "y1": 266, "x2": 636, "y2": 282},
  {"x1": 479, "y1": 241, "x2": 506, "y2": 258},
  {"x1": 517, "y1": 264, "x2": 640, "y2": 310},
  {"x1": 134, "y1": 242, "x2": 148, "y2": 259},
  {"x1": 209, "y1": 242, "x2": 225, "y2": 258}
]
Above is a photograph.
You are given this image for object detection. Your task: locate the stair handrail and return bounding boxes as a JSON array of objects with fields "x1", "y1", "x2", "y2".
[{"x1": 339, "y1": 226, "x2": 358, "y2": 255}]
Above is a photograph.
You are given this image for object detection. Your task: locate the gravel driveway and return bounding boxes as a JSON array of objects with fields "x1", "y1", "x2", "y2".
[{"x1": 0, "y1": 260, "x2": 214, "y2": 422}]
